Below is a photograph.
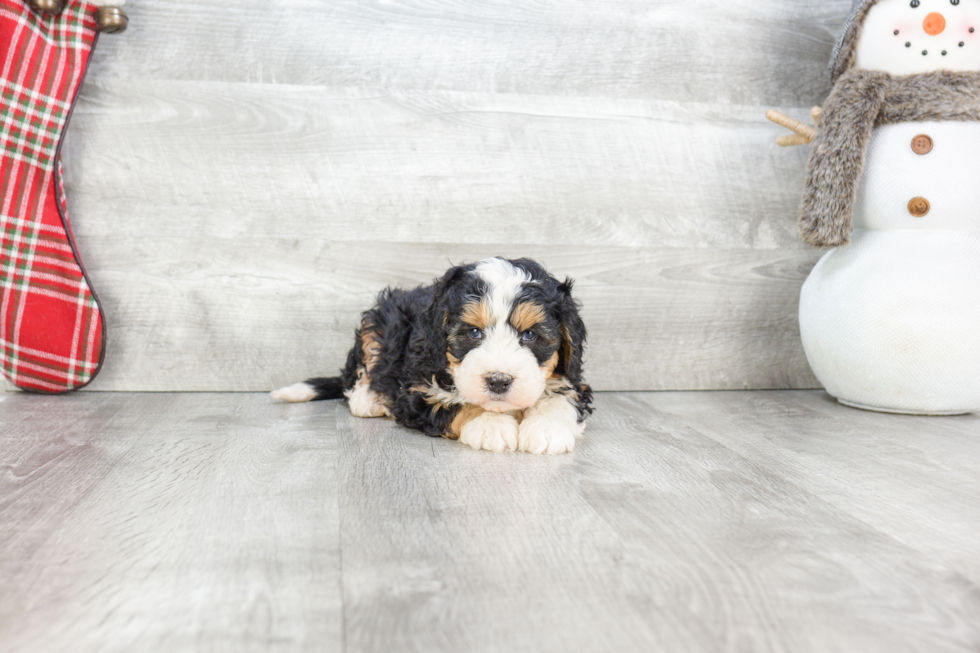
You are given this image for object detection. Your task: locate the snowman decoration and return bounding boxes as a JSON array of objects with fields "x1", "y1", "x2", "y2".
[{"x1": 769, "y1": 0, "x2": 980, "y2": 414}]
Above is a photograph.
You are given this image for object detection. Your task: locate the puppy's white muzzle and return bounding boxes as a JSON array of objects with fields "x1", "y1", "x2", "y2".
[{"x1": 454, "y1": 327, "x2": 547, "y2": 412}]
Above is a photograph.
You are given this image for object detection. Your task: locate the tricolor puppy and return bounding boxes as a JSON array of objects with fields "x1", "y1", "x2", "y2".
[{"x1": 272, "y1": 257, "x2": 592, "y2": 454}]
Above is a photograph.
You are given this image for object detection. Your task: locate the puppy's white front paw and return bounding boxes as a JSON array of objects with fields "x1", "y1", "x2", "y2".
[
  {"x1": 345, "y1": 382, "x2": 389, "y2": 417},
  {"x1": 517, "y1": 418, "x2": 577, "y2": 455},
  {"x1": 459, "y1": 413, "x2": 519, "y2": 452}
]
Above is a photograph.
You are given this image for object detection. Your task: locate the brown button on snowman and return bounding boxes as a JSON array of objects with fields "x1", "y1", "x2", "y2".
[
  {"x1": 911, "y1": 134, "x2": 934, "y2": 154},
  {"x1": 769, "y1": 0, "x2": 980, "y2": 414}
]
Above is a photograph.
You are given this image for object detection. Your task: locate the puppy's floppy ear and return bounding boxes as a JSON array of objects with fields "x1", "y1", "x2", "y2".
[
  {"x1": 408, "y1": 265, "x2": 468, "y2": 382},
  {"x1": 556, "y1": 277, "x2": 587, "y2": 384},
  {"x1": 430, "y1": 265, "x2": 469, "y2": 330}
]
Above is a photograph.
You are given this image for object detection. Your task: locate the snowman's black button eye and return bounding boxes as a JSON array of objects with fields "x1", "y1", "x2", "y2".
[
  {"x1": 907, "y1": 41, "x2": 912, "y2": 47},
  {"x1": 961, "y1": 41, "x2": 966, "y2": 46},
  {"x1": 895, "y1": 29, "x2": 900, "y2": 35},
  {"x1": 911, "y1": 0, "x2": 920, "y2": 7},
  {"x1": 951, "y1": 0, "x2": 960, "y2": 5},
  {"x1": 923, "y1": 50, "x2": 929, "y2": 55}
]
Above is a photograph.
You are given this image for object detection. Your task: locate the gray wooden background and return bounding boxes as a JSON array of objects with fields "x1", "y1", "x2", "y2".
[{"x1": 42, "y1": 0, "x2": 852, "y2": 392}]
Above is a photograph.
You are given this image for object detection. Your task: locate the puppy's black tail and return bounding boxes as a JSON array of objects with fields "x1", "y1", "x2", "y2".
[{"x1": 270, "y1": 377, "x2": 345, "y2": 403}]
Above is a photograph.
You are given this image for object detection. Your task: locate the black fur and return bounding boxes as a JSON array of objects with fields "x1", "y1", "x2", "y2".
[
  {"x1": 304, "y1": 258, "x2": 592, "y2": 437},
  {"x1": 510, "y1": 259, "x2": 593, "y2": 422},
  {"x1": 303, "y1": 376, "x2": 346, "y2": 400}
]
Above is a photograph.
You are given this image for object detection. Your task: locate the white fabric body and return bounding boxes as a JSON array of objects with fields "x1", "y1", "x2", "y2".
[
  {"x1": 854, "y1": 121, "x2": 980, "y2": 231},
  {"x1": 854, "y1": 0, "x2": 980, "y2": 75},
  {"x1": 800, "y1": 122, "x2": 980, "y2": 413}
]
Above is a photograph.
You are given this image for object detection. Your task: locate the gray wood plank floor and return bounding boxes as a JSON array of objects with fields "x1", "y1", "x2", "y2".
[{"x1": 2, "y1": 391, "x2": 978, "y2": 652}]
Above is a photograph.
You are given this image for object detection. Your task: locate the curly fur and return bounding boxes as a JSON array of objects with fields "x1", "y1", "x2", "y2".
[
  {"x1": 274, "y1": 258, "x2": 592, "y2": 447},
  {"x1": 801, "y1": 70, "x2": 980, "y2": 247}
]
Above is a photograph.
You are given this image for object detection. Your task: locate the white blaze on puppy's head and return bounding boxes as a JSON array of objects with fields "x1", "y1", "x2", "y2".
[
  {"x1": 854, "y1": 0, "x2": 980, "y2": 74},
  {"x1": 450, "y1": 258, "x2": 555, "y2": 413}
]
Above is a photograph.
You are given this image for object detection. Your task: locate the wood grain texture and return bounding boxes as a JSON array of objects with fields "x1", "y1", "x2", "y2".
[
  {"x1": 64, "y1": 80, "x2": 814, "y2": 250},
  {"x1": 74, "y1": 238, "x2": 822, "y2": 392},
  {"x1": 85, "y1": 0, "x2": 846, "y2": 106},
  {"x1": 0, "y1": 393, "x2": 343, "y2": 653},
  {"x1": 337, "y1": 392, "x2": 980, "y2": 653},
  {"x1": 59, "y1": 78, "x2": 825, "y2": 391},
  {"x1": 641, "y1": 390, "x2": 980, "y2": 586},
  {"x1": 43, "y1": 0, "x2": 859, "y2": 391},
  {"x1": 2, "y1": 391, "x2": 979, "y2": 652}
]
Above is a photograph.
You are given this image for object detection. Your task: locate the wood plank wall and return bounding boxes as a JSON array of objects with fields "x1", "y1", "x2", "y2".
[{"x1": 50, "y1": 0, "x2": 852, "y2": 392}]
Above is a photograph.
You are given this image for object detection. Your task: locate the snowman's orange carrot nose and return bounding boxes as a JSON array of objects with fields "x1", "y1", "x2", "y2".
[{"x1": 924, "y1": 12, "x2": 946, "y2": 35}]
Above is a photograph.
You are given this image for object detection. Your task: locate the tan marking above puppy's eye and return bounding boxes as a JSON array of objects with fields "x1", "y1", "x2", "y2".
[
  {"x1": 510, "y1": 302, "x2": 546, "y2": 332},
  {"x1": 460, "y1": 300, "x2": 491, "y2": 330}
]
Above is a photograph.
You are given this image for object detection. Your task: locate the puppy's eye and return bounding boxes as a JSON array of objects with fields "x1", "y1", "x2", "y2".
[
  {"x1": 521, "y1": 330, "x2": 536, "y2": 342},
  {"x1": 468, "y1": 328, "x2": 483, "y2": 340}
]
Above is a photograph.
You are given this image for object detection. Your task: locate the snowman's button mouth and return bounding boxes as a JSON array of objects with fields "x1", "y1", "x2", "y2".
[
  {"x1": 911, "y1": 134, "x2": 934, "y2": 155},
  {"x1": 908, "y1": 197, "x2": 931, "y2": 218}
]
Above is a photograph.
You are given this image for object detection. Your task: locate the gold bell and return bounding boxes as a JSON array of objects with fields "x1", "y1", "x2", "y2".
[
  {"x1": 96, "y1": 6, "x2": 128, "y2": 34},
  {"x1": 29, "y1": 0, "x2": 65, "y2": 14}
]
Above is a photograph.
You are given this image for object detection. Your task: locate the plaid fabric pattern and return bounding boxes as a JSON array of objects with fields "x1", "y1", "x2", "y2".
[{"x1": 1, "y1": 0, "x2": 104, "y2": 393}]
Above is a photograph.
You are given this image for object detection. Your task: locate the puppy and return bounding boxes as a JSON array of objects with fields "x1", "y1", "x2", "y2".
[{"x1": 272, "y1": 257, "x2": 592, "y2": 454}]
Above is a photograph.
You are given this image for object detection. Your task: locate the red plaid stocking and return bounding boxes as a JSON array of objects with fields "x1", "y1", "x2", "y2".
[{"x1": 1, "y1": 0, "x2": 105, "y2": 392}]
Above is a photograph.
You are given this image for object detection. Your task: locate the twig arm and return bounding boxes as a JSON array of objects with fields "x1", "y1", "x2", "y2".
[
  {"x1": 766, "y1": 110, "x2": 816, "y2": 141},
  {"x1": 766, "y1": 107, "x2": 822, "y2": 147},
  {"x1": 777, "y1": 134, "x2": 811, "y2": 147}
]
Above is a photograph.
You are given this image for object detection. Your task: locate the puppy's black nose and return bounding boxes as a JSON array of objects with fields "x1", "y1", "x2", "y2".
[{"x1": 485, "y1": 373, "x2": 513, "y2": 395}]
